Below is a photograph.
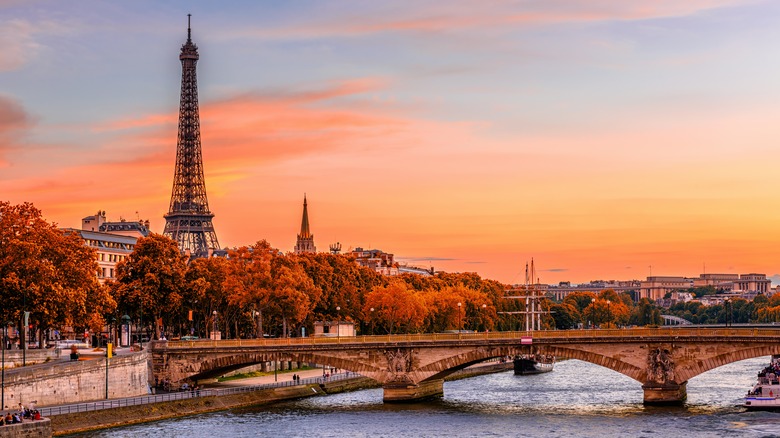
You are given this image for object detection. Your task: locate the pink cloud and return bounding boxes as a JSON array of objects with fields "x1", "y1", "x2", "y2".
[
  {"x1": 0, "y1": 94, "x2": 31, "y2": 133},
  {"x1": 220, "y1": 0, "x2": 745, "y2": 40},
  {"x1": 0, "y1": 94, "x2": 34, "y2": 167}
]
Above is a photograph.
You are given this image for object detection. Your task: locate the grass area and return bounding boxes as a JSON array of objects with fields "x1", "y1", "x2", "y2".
[{"x1": 218, "y1": 366, "x2": 315, "y2": 382}]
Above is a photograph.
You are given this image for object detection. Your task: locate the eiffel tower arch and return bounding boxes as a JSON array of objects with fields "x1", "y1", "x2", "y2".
[{"x1": 163, "y1": 15, "x2": 220, "y2": 257}]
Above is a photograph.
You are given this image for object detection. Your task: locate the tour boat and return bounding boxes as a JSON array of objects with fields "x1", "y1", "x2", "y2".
[
  {"x1": 744, "y1": 356, "x2": 780, "y2": 410},
  {"x1": 513, "y1": 354, "x2": 555, "y2": 375}
]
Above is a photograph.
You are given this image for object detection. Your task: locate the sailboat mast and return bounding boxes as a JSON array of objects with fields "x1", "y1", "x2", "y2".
[
  {"x1": 531, "y1": 257, "x2": 538, "y2": 330},
  {"x1": 525, "y1": 262, "x2": 530, "y2": 332}
]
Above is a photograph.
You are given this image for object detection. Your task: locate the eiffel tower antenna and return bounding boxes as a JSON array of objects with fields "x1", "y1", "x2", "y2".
[{"x1": 163, "y1": 15, "x2": 220, "y2": 257}]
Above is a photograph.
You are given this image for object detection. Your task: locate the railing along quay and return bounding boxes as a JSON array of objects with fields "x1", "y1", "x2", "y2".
[
  {"x1": 164, "y1": 327, "x2": 780, "y2": 349},
  {"x1": 38, "y1": 372, "x2": 361, "y2": 417}
]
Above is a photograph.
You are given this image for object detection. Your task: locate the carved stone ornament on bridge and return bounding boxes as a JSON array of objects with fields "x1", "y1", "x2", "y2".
[
  {"x1": 647, "y1": 347, "x2": 676, "y2": 384},
  {"x1": 385, "y1": 348, "x2": 413, "y2": 383}
]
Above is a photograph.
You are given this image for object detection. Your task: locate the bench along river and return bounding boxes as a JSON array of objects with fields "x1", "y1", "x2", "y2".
[{"x1": 72, "y1": 356, "x2": 780, "y2": 437}]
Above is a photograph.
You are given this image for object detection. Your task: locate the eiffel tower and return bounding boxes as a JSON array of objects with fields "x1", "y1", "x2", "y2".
[{"x1": 163, "y1": 15, "x2": 220, "y2": 257}]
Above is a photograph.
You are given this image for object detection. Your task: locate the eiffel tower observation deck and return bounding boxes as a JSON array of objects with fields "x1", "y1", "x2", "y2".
[{"x1": 163, "y1": 15, "x2": 220, "y2": 257}]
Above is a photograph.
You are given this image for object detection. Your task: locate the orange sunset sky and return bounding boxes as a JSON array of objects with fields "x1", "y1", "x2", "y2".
[{"x1": 2, "y1": 1, "x2": 780, "y2": 285}]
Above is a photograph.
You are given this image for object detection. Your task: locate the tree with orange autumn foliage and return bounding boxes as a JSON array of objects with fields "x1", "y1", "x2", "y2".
[
  {"x1": 364, "y1": 280, "x2": 427, "y2": 334},
  {"x1": 583, "y1": 296, "x2": 630, "y2": 328},
  {"x1": 0, "y1": 202, "x2": 113, "y2": 347},
  {"x1": 419, "y1": 285, "x2": 496, "y2": 332},
  {"x1": 112, "y1": 233, "x2": 187, "y2": 340},
  {"x1": 266, "y1": 255, "x2": 320, "y2": 337},
  {"x1": 222, "y1": 241, "x2": 276, "y2": 337},
  {"x1": 290, "y1": 252, "x2": 384, "y2": 332},
  {"x1": 185, "y1": 255, "x2": 232, "y2": 337}
]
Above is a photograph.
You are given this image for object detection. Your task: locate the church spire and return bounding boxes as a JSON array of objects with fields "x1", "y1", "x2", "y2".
[
  {"x1": 300, "y1": 194, "x2": 311, "y2": 239},
  {"x1": 294, "y1": 194, "x2": 316, "y2": 254}
]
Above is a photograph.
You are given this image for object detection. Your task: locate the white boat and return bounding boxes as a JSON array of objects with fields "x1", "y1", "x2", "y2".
[
  {"x1": 744, "y1": 356, "x2": 780, "y2": 410},
  {"x1": 513, "y1": 354, "x2": 555, "y2": 375}
]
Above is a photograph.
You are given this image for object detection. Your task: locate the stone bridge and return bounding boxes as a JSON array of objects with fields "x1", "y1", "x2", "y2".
[{"x1": 150, "y1": 327, "x2": 780, "y2": 404}]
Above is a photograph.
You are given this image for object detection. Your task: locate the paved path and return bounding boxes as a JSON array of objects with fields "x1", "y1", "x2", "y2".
[{"x1": 211, "y1": 367, "x2": 333, "y2": 387}]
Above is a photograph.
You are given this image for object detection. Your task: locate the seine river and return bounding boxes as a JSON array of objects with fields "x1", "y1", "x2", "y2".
[{"x1": 76, "y1": 356, "x2": 780, "y2": 437}]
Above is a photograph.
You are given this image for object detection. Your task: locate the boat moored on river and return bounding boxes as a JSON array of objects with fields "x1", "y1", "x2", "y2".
[
  {"x1": 744, "y1": 355, "x2": 780, "y2": 410},
  {"x1": 513, "y1": 354, "x2": 554, "y2": 375}
]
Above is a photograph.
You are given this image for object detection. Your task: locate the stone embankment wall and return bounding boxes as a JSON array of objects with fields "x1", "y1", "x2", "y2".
[
  {"x1": 1, "y1": 350, "x2": 61, "y2": 369},
  {"x1": 3, "y1": 353, "x2": 149, "y2": 409},
  {"x1": 0, "y1": 419, "x2": 52, "y2": 438},
  {"x1": 50, "y1": 385, "x2": 324, "y2": 436}
]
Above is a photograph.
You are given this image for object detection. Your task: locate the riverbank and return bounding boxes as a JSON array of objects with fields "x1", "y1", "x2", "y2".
[
  {"x1": 50, "y1": 384, "x2": 326, "y2": 436},
  {"x1": 51, "y1": 361, "x2": 512, "y2": 436}
]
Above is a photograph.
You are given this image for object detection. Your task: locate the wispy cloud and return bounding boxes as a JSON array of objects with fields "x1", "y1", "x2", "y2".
[
  {"x1": 0, "y1": 19, "x2": 40, "y2": 71},
  {"x1": 0, "y1": 94, "x2": 34, "y2": 165},
  {"x1": 219, "y1": 0, "x2": 746, "y2": 41}
]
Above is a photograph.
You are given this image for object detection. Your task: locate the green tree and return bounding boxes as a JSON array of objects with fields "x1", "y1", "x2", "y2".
[
  {"x1": 629, "y1": 298, "x2": 662, "y2": 326},
  {"x1": 550, "y1": 303, "x2": 579, "y2": 329}
]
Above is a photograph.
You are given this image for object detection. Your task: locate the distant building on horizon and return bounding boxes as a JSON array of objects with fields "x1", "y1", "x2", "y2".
[
  {"x1": 294, "y1": 195, "x2": 316, "y2": 254},
  {"x1": 547, "y1": 280, "x2": 641, "y2": 301},
  {"x1": 347, "y1": 247, "x2": 399, "y2": 276},
  {"x1": 547, "y1": 272, "x2": 772, "y2": 303}
]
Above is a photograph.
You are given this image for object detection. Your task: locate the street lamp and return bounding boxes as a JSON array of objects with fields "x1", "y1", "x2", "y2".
[
  {"x1": 212, "y1": 310, "x2": 218, "y2": 340},
  {"x1": 725, "y1": 299, "x2": 732, "y2": 327},
  {"x1": 457, "y1": 302, "x2": 462, "y2": 335},
  {"x1": 2, "y1": 321, "x2": 6, "y2": 411},
  {"x1": 336, "y1": 306, "x2": 341, "y2": 339},
  {"x1": 369, "y1": 307, "x2": 375, "y2": 336},
  {"x1": 253, "y1": 311, "x2": 260, "y2": 338},
  {"x1": 481, "y1": 304, "x2": 487, "y2": 332},
  {"x1": 606, "y1": 300, "x2": 612, "y2": 328},
  {"x1": 591, "y1": 298, "x2": 596, "y2": 328}
]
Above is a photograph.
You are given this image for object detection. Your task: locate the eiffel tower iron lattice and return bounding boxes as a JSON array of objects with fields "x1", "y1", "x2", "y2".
[{"x1": 163, "y1": 15, "x2": 220, "y2": 257}]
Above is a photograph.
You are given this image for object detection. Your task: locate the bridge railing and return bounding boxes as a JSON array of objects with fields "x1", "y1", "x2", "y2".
[
  {"x1": 163, "y1": 327, "x2": 780, "y2": 349},
  {"x1": 38, "y1": 372, "x2": 361, "y2": 417}
]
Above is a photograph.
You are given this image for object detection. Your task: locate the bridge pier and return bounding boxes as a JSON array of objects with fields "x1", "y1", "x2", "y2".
[
  {"x1": 383, "y1": 379, "x2": 444, "y2": 403},
  {"x1": 642, "y1": 381, "x2": 687, "y2": 405}
]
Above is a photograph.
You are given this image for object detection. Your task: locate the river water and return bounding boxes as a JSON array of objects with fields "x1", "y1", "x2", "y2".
[{"x1": 75, "y1": 356, "x2": 780, "y2": 437}]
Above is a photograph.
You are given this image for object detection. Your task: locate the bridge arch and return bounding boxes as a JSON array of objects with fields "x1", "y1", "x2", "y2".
[
  {"x1": 661, "y1": 315, "x2": 693, "y2": 325},
  {"x1": 675, "y1": 345, "x2": 780, "y2": 382},
  {"x1": 179, "y1": 351, "x2": 389, "y2": 383}
]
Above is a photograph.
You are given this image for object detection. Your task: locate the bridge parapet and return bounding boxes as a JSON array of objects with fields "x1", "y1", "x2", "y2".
[{"x1": 164, "y1": 327, "x2": 780, "y2": 349}]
